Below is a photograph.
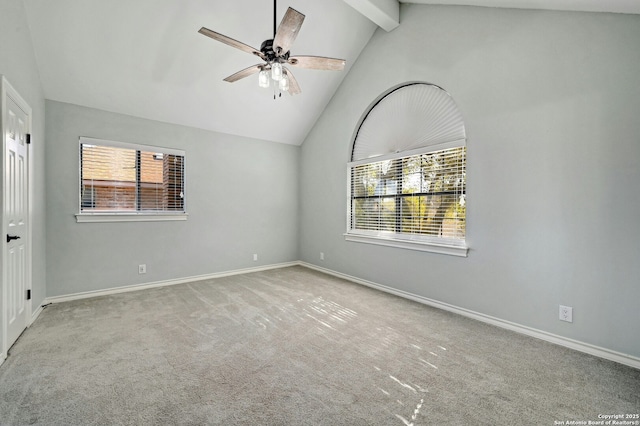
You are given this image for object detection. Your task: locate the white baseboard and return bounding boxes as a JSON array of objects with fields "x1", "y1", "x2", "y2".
[
  {"x1": 43, "y1": 262, "x2": 299, "y2": 305},
  {"x1": 300, "y1": 262, "x2": 640, "y2": 370},
  {"x1": 29, "y1": 303, "x2": 45, "y2": 326}
]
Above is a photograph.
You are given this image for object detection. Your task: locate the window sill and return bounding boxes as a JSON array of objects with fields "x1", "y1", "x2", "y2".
[
  {"x1": 76, "y1": 213, "x2": 188, "y2": 223},
  {"x1": 344, "y1": 233, "x2": 468, "y2": 257}
]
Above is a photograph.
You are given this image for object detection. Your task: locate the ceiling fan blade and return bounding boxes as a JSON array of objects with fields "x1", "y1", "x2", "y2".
[
  {"x1": 283, "y1": 67, "x2": 301, "y2": 95},
  {"x1": 224, "y1": 65, "x2": 263, "y2": 83},
  {"x1": 273, "y1": 7, "x2": 305, "y2": 56},
  {"x1": 198, "y1": 27, "x2": 266, "y2": 61},
  {"x1": 288, "y1": 56, "x2": 346, "y2": 71}
]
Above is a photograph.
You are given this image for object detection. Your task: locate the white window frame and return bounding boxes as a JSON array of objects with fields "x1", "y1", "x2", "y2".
[
  {"x1": 345, "y1": 82, "x2": 468, "y2": 257},
  {"x1": 76, "y1": 137, "x2": 187, "y2": 223},
  {"x1": 346, "y1": 140, "x2": 468, "y2": 257}
]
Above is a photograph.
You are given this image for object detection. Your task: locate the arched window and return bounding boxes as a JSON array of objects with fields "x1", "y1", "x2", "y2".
[{"x1": 346, "y1": 83, "x2": 468, "y2": 257}]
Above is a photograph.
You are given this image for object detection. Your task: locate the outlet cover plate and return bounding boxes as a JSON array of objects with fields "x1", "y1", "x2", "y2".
[{"x1": 559, "y1": 305, "x2": 573, "y2": 322}]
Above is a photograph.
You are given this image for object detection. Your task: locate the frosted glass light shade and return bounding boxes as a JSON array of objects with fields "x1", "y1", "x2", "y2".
[
  {"x1": 258, "y1": 70, "x2": 270, "y2": 88},
  {"x1": 279, "y1": 74, "x2": 289, "y2": 91},
  {"x1": 271, "y1": 62, "x2": 283, "y2": 81}
]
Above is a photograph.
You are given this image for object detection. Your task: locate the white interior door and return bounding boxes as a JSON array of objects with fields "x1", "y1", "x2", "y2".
[{"x1": 2, "y1": 78, "x2": 31, "y2": 350}]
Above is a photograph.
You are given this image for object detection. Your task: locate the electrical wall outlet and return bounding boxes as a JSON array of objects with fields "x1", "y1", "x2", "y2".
[
  {"x1": 559, "y1": 305, "x2": 573, "y2": 323},
  {"x1": 320, "y1": 252, "x2": 324, "y2": 261},
  {"x1": 253, "y1": 254, "x2": 258, "y2": 261},
  {"x1": 138, "y1": 264, "x2": 146, "y2": 274}
]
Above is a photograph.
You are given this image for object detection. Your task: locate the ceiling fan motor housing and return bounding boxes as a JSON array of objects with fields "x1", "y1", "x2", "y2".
[{"x1": 260, "y1": 39, "x2": 290, "y2": 63}]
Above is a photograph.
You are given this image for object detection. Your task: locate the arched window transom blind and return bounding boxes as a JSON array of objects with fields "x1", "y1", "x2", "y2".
[
  {"x1": 351, "y1": 83, "x2": 466, "y2": 161},
  {"x1": 347, "y1": 83, "x2": 468, "y2": 256}
]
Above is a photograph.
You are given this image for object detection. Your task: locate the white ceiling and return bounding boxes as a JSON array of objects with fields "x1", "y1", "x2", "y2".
[
  {"x1": 402, "y1": 0, "x2": 640, "y2": 15},
  {"x1": 23, "y1": 0, "x2": 376, "y2": 146},
  {"x1": 22, "y1": 0, "x2": 640, "y2": 146}
]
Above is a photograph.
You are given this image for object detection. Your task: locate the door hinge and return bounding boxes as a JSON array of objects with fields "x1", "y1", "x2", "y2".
[
  {"x1": 26, "y1": 289, "x2": 31, "y2": 300},
  {"x1": 26, "y1": 133, "x2": 31, "y2": 144}
]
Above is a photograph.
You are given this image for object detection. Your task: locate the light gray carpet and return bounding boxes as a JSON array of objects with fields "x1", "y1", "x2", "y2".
[{"x1": 1, "y1": 266, "x2": 638, "y2": 425}]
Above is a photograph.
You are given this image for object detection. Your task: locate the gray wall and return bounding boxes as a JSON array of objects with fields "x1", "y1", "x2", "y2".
[
  {"x1": 299, "y1": 5, "x2": 640, "y2": 358},
  {"x1": 0, "y1": 0, "x2": 47, "y2": 337},
  {"x1": 5, "y1": 0, "x2": 639, "y2": 362},
  {"x1": 46, "y1": 101, "x2": 299, "y2": 297}
]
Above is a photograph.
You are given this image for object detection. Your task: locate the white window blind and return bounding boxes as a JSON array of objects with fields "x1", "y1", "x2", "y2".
[
  {"x1": 347, "y1": 83, "x2": 467, "y2": 255},
  {"x1": 349, "y1": 145, "x2": 466, "y2": 244},
  {"x1": 79, "y1": 137, "x2": 185, "y2": 214}
]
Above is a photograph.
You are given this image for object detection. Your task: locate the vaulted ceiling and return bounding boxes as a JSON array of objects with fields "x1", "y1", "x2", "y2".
[{"x1": 22, "y1": 0, "x2": 640, "y2": 146}]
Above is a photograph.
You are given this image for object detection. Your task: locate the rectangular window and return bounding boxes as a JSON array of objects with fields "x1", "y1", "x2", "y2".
[
  {"x1": 78, "y1": 137, "x2": 186, "y2": 222},
  {"x1": 347, "y1": 145, "x2": 466, "y2": 255}
]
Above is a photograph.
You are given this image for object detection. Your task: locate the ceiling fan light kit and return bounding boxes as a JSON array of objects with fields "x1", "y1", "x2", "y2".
[
  {"x1": 258, "y1": 69, "x2": 270, "y2": 88},
  {"x1": 271, "y1": 62, "x2": 283, "y2": 81},
  {"x1": 198, "y1": 0, "x2": 346, "y2": 97}
]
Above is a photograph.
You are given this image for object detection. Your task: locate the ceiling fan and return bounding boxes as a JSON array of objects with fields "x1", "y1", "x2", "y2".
[{"x1": 198, "y1": 0, "x2": 346, "y2": 96}]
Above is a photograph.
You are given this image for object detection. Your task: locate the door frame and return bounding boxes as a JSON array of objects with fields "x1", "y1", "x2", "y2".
[{"x1": 1, "y1": 75, "x2": 33, "y2": 364}]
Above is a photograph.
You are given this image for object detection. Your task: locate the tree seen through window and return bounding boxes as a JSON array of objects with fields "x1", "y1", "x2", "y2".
[{"x1": 351, "y1": 146, "x2": 465, "y2": 240}]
